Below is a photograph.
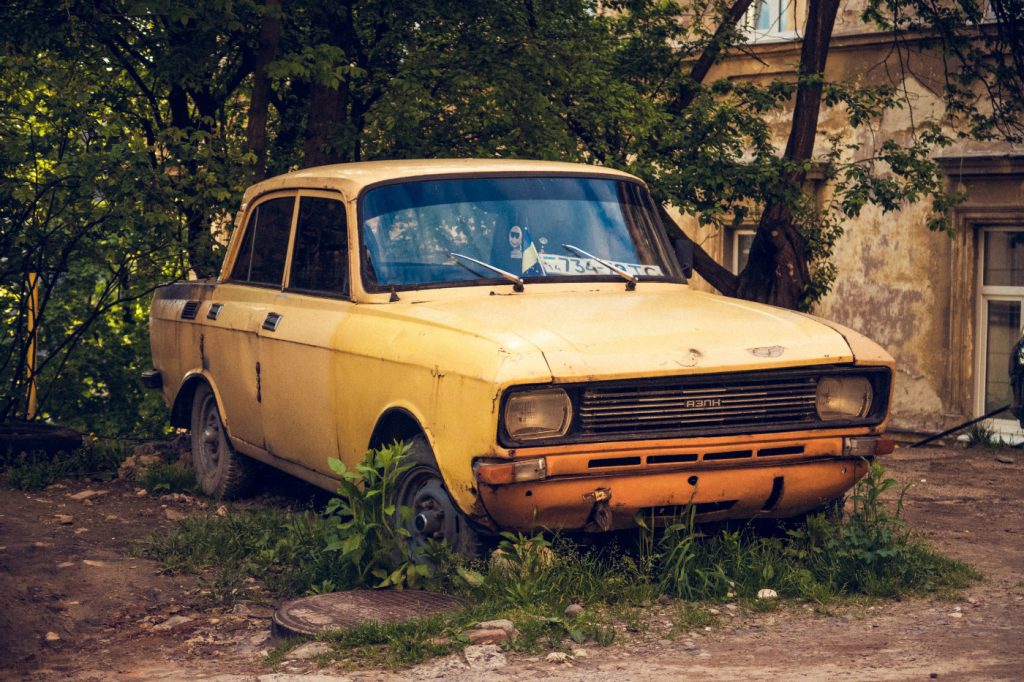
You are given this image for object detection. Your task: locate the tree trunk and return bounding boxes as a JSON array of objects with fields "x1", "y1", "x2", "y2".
[
  {"x1": 302, "y1": 82, "x2": 348, "y2": 167},
  {"x1": 733, "y1": 0, "x2": 840, "y2": 309},
  {"x1": 246, "y1": 0, "x2": 282, "y2": 182},
  {"x1": 660, "y1": 0, "x2": 840, "y2": 309}
]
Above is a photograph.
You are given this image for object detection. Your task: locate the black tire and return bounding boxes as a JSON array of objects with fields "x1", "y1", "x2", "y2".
[
  {"x1": 393, "y1": 435, "x2": 483, "y2": 560},
  {"x1": 190, "y1": 383, "x2": 254, "y2": 499},
  {"x1": 0, "y1": 422, "x2": 82, "y2": 456}
]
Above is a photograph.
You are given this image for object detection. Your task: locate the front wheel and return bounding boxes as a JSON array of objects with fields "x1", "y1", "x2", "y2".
[
  {"x1": 394, "y1": 436, "x2": 483, "y2": 559},
  {"x1": 190, "y1": 384, "x2": 255, "y2": 499}
]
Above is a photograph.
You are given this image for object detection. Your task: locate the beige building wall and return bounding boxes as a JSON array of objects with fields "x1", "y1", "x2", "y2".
[{"x1": 677, "y1": 5, "x2": 1024, "y2": 435}]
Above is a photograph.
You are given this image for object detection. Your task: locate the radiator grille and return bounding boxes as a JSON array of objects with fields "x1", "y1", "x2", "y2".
[{"x1": 578, "y1": 375, "x2": 818, "y2": 437}]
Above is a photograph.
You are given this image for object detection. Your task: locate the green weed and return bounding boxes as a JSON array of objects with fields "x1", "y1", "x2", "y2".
[
  {"x1": 966, "y1": 422, "x2": 1003, "y2": 447},
  {"x1": 654, "y1": 461, "x2": 978, "y2": 601},
  {"x1": 143, "y1": 442, "x2": 434, "y2": 599},
  {"x1": 140, "y1": 507, "x2": 347, "y2": 601},
  {"x1": 141, "y1": 462, "x2": 197, "y2": 495},
  {"x1": 323, "y1": 442, "x2": 431, "y2": 589},
  {"x1": 671, "y1": 602, "x2": 719, "y2": 633},
  {"x1": 268, "y1": 614, "x2": 457, "y2": 670},
  {"x1": 479, "y1": 532, "x2": 656, "y2": 611}
]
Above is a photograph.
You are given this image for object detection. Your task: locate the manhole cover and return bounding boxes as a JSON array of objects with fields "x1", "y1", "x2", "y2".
[{"x1": 272, "y1": 590, "x2": 467, "y2": 637}]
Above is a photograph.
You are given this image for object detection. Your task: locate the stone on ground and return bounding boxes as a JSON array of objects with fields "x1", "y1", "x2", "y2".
[
  {"x1": 466, "y1": 628, "x2": 509, "y2": 645},
  {"x1": 286, "y1": 642, "x2": 332, "y2": 660},
  {"x1": 464, "y1": 644, "x2": 507, "y2": 671}
]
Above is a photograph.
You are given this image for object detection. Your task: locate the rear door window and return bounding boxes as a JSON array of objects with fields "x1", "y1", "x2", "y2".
[
  {"x1": 288, "y1": 196, "x2": 349, "y2": 296},
  {"x1": 229, "y1": 196, "x2": 295, "y2": 286}
]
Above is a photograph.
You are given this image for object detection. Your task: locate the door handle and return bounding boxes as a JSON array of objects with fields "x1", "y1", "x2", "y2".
[{"x1": 262, "y1": 312, "x2": 283, "y2": 331}]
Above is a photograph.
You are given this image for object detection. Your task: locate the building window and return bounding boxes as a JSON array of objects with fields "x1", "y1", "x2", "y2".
[
  {"x1": 975, "y1": 227, "x2": 1024, "y2": 441},
  {"x1": 727, "y1": 228, "x2": 756, "y2": 274},
  {"x1": 742, "y1": 0, "x2": 798, "y2": 41}
]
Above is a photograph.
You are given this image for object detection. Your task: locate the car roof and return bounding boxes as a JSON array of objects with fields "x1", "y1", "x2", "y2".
[{"x1": 241, "y1": 159, "x2": 642, "y2": 204}]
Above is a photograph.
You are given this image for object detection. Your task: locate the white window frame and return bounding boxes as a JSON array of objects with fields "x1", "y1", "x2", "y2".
[
  {"x1": 742, "y1": 0, "x2": 799, "y2": 43},
  {"x1": 730, "y1": 228, "x2": 756, "y2": 274},
  {"x1": 973, "y1": 226, "x2": 1024, "y2": 443}
]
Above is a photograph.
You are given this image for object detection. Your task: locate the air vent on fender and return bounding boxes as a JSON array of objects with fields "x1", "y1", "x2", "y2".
[{"x1": 181, "y1": 300, "x2": 201, "y2": 320}]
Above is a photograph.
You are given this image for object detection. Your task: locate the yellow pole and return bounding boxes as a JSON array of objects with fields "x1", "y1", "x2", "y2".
[{"x1": 26, "y1": 272, "x2": 38, "y2": 420}]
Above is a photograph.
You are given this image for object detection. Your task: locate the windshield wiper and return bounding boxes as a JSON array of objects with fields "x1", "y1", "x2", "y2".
[
  {"x1": 562, "y1": 244, "x2": 638, "y2": 290},
  {"x1": 449, "y1": 252, "x2": 525, "y2": 292}
]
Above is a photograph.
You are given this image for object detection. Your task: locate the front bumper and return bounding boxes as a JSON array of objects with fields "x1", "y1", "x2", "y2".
[{"x1": 476, "y1": 435, "x2": 885, "y2": 531}]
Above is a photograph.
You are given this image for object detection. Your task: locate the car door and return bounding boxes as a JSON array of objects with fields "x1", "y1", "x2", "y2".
[
  {"x1": 208, "y1": 192, "x2": 296, "y2": 450},
  {"x1": 257, "y1": 191, "x2": 352, "y2": 474}
]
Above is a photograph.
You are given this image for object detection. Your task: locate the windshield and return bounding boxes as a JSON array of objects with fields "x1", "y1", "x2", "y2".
[{"x1": 359, "y1": 176, "x2": 679, "y2": 290}]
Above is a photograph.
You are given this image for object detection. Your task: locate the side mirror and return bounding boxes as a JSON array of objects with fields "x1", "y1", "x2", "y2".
[{"x1": 672, "y1": 238, "x2": 694, "y2": 280}]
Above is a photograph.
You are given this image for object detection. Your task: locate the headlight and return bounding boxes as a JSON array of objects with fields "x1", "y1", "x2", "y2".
[
  {"x1": 816, "y1": 376, "x2": 873, "y2": 421},
  {"x1": 504, "y1": 388, "x2": 572, "y2": 440}
]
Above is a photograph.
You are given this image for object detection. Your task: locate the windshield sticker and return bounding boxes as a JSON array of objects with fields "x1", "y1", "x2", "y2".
[
  {"x1": 508, "y1": 225, "x2": 523, "y2": 259},
  {"x1": 538, "y1": 254, "x2": 664, "y2": 277}
]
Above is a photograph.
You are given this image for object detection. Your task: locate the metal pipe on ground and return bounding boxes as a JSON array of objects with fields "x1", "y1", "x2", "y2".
[{"x1": 910, "y1": 404, "x2": 1009, "y2": 448}]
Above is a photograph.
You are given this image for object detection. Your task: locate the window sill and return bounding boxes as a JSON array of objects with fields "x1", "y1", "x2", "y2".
[{"x1": 745, "y1": 30, "x2": 801, "y2": 44}]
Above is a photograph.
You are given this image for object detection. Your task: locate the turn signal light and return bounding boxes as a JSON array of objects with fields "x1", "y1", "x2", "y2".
[
  {"x1": 843, "y1": 436, "x2": 895, "y2": 457},
  {"x1": 475, "y1": 458, "x2": 548, "y2": 485}
]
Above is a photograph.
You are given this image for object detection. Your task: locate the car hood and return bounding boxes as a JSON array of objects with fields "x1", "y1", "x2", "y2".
[{"x1": 383, "y1": 286, "x2": 854, "y2": 382}]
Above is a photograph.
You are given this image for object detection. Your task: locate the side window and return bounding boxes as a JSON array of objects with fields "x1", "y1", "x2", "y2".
[
  {"x1": 229, "y1": 208, "x2": 259, "y2": 281},
  {"x1": 229, "y1": 196, "x2": 295, "y2": 285},
  {"x1": 249, "y1": 197, "x2": 294, "y2": 285},
  {"x1": 289, "y1": 196, "x2": 349, "y2": 295}
]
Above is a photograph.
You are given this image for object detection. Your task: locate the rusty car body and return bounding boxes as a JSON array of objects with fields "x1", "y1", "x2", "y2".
[{"x1": 147, "y1": 159, "x2": 895, "y2": 553}]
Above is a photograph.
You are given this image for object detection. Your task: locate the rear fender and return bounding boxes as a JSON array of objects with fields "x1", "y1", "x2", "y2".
[{"x1": 170, "y1": 371, "x2": 230, "y2": 433}]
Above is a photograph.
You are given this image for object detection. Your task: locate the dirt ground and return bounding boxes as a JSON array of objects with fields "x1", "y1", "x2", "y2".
[{"x1": 1, "y1": 444, "x2": 1022, "y2": 681}]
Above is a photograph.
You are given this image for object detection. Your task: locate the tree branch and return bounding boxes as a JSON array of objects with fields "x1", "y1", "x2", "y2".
[{"x1": 657, "y1": 204, "x2": 739, "y2": 296}]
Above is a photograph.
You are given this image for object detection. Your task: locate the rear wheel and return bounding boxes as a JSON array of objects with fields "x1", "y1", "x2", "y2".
[
  {"x1": 394, "y1": 436, "x2": 483, "y2": 559},
  {"x1": 190, "y1": 383, "x2": 254, "y2": 499}
]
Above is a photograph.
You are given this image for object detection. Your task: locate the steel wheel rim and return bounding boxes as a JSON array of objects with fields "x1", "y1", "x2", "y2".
[
  {"x1": 197, "y1": 394, "x2": 223, "y2": 474},
  {"x1": 400, "y1": 470, "x2": 459, "y2": 551}
]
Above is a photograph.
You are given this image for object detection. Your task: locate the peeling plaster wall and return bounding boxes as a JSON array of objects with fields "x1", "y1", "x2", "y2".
[
  {"x1": 814, "y1": 73, "x2": 955, "y2": 434},
  {"x1": 815, "y1": 203, "x2": 953, "y2": 433}
]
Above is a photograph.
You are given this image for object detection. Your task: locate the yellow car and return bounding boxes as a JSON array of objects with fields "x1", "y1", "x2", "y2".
[{"x1": 147, "y1": 159, "x2": 894, "y2": 555}]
